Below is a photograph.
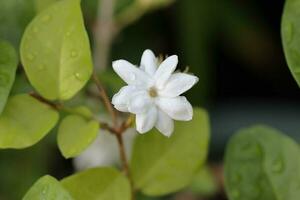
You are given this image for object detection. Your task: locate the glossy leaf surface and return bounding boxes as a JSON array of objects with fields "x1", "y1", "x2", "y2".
[
  {"x1": 0, "y1": 40, "x2": 18, "y2": 114},
  {"x1": 23, "y1": 175, "x2": 74, "y2": 200},
  {"x1": 131, "y1": 108, "x2": 210, "y2": 196},
  {"x1": 61, "y1": 168, "x2": 131, "y2": 200},
  {"x1": 57, "y1": 114, "x2": 99, "y2": 158},
  {"x1": 21, "y1": 0, "x2": 93, "y2": 100},
  {"x1": 225, "y1": 125, "x2": 300, "y2": 200},
  {"x1": 0, "y1": 94, "x2": 59, "y2": 148}
]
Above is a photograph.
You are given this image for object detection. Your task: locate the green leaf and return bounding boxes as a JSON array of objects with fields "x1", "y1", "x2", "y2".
[
  {"x1": 57, "y1": 114, "x2": 99, "y2": 158},
  {"x1": 61, "y1": 167, "x2": 131, "y2": 200},
  {"x1": 282, "y1": 0, "x2": 300, "y2": 87},
  {"x1": 188, "y1": 166, "x2": 218, "y2": 196},
  {"x1": 34, "y1": 0, "x2": 61, "y2": 13},
  {"x1": 23, "y1": 175, "x2": 74, "y2": 200},
  {"x1": 0, "y1": 94, "x2": 59, "y2": 149},
  {"x1": 0, "y1": 40, "x2": 18, "y2": 114},
  {"x1": 224, "y1": 125, "x2": 300, "y2": 200},
  {"x1": 20, "y1": 0, "x2": 93, "y2": 100},
  {"x1": 131, "y1": 108, "x2": 210, "y2": 196}
]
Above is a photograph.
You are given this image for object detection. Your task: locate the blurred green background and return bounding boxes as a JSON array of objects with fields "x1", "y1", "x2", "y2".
[{"x1": 0, "y1": 0, "x2": 299, "y2": 199}]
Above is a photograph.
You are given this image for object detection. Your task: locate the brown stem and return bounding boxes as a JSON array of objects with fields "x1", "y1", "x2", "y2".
[
  {"x1": 92, "y1": 72, "x2": 118, "y2": 126},
  {"x1": 29, "y1": 92, "x2": 62, "y2": 110},
  {"x1": 115, "y1": 133, "x2": 135, "y2": 199}
]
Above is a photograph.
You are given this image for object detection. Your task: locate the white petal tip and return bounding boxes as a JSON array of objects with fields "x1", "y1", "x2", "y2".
[
  {"x1": 143, "y1": 49, "x2": 155, "y2": 55},
  {"x1": 161, "y1": 130, "x2": 173, "y2": 137},
  {"x1": 169, "y1": 55, "x2": 178, "y2": 62},
  {"x1": 136, "y1": 128, "x2": 149, "y2": 134}
]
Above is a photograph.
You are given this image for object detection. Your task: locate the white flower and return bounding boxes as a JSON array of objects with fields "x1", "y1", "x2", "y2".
[{"x1": 112, "y1": 49, "x2": 198, "y2": 137}]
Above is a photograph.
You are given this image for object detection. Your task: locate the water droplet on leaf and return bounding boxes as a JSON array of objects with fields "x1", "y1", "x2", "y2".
[
  {"x1": 71, "y1": 50, "x2": 78, "y2": 58},
  {"x1": 41, "y1": 14, "x2": 51, "y2": 22},
  {"x1": 74, "y1": 72, "x2": 84, "y2": 81},
  {"x1": 285, "y1": 22, "x2": 294, "y2": 43},
  {"x1": 42, "y1": 185, "x2": 48, "y2": 195},
  {"x1": 38, "y1": 64, "x2": 45, "y2": 71},
  {"x1": 27, "y1": 54, "x2": 35, "y2": 61},
  {"x1": 33, "y1": 26, "x2": 39, "y2": 33},
  {"x1": 271, "y1": 157, "x2": 284, "y2": 173},
  {"x1": 66, "y1": 31, "x2": 71, "y2": 37}
]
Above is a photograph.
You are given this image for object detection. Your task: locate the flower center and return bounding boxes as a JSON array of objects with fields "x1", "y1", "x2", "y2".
[{"x1": 148, "y1": 87, "x2": 158, "y2": 97}]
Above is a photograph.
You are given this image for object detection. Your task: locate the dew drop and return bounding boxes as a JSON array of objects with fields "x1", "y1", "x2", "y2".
[
  {"x1": 74, "y1": 72, "x2": 84, "y2": 81},
  {"x1": 38, "y1": 64, "x2": 45, "y2": 71},
  {"x1": 71, "y1": 50, "x2": 78, "y2": 58},
  {"x1": 27, "y1": 53, "x2": 35, "y2": 61},
  {"x1": 41, "y1": 14, "x2": 51, "y2": 22},
  {"x1": 42, "y1": 185, "x2": 48, "y2": 195},
  {"x1": 32, "y1": 26, "x2": 39, "y2": 33},
  {"x1": 285, "y1": 22, "x2": 294, "y2": 43},
  {"x1": 271, "y1": 157, "x2": 284, "y2": 173},
  {"x1": 295, "y1": 68, "x2": 300, "y2": 74},
  {"x1": 241, "y1": 141, "x2": 262, "y2": 157},
  {"x1": 66, "y1": 31, "x2": 71, "y2": 37},
  {"x1": 231, "y1": 189, "x2": 240, "y2": 199}
]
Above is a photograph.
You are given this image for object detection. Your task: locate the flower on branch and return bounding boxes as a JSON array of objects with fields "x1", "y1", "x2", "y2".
[{"x1": 112, "y1": 49, "x2": 198, "y2": 137}]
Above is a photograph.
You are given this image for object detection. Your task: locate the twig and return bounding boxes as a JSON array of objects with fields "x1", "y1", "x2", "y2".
[
  {"x1": 115, "y1": 133, "x2": 135, "y2": 199},
  {"x1": 29, "y1": 92, "x2": 62, "y2": 110},
  {"x1": 92, "y1": 72, "x2": 118, "y2": 126}
]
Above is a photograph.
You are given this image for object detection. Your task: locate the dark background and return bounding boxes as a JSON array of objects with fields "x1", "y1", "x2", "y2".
[{"x1": 0, "y1": 0, "x2": 299, "y2": 199}]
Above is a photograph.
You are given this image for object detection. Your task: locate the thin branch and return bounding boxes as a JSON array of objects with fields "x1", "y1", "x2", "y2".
[
  {"x1": 115, "y1": 133, "x2": 135, "y2": 199},
  {"x1": 92, "y1": 72, "x2": 118, "y2": 126},
  {"x1": 29, "y1": 92, "x2": 62, "y2": 110}
]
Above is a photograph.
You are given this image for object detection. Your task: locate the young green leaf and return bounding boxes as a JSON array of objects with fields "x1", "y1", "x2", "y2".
[
  {"x1": 224, "y1": 125, "x2": 300, "y2": 200},
  {"x1": 0, "y1": 40, "x2": 18, "y2": 114},
  {"x1": 20, "y1": 0, "x2": 93, "y2": 100},
  {"x1": 188, "y1": 166, "x2": 218, "y2": 197},
  {"x1": 57, "y1": 114, "x2": 99, "y2": 158},
  {"x1": 34, "y1": 0, "x2": 61, "y2": 13},
  {"x1": 131, "y1": 108, "x2": 210, "y2": 196},
  {"x1": 0, "y1": 94, "x2": 59, "y2": 149},
  {"x1": 61, "y1": 167, "x2": 131, "y2": 200},
  {"x1": 23, "y1": 175, "x2": 74, "y2": 200},
  {"x1": 282, "y1": 0, "x2": 300, "y2": 87}
]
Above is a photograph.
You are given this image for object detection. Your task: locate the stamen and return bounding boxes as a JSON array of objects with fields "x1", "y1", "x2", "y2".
[{"x1": 149, "y1": 87, "x2": 158, "y2": 97}]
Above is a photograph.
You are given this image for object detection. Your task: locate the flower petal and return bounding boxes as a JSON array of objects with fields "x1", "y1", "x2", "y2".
[
  {"x1": 154, "y1": 55, "x2": 178, "y2": 89},
  {"x1": 155, "y1": 109, "x2": 174, "y2": 137},
  {"x1": 136, "y1": 106, "x2": 157, "y2": 134},
  {"x1": 128, "y1": 91, "x2": 153, "y2": 114},
  {"x1": 156, "y1": 96, "x2": 193, "y2": 121},
  {"x1": 140, "y1": 49, "x2": 157, "y2": 76},
  {"x1": 158, "y1": 73, "x2": 199, "y2": 97},
  {"x1": 112, "y1": 86, "x2": 139, "y2": 112},
  {"x1": 113, "y1": 59, "x2": 150, "y2": 85}
]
